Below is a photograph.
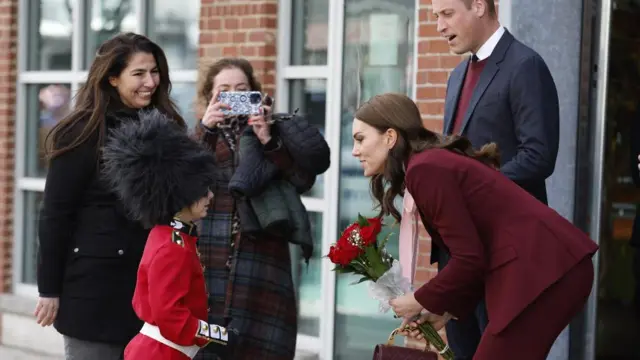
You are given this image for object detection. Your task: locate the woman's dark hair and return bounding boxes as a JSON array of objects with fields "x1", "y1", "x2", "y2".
[
  {"x1": 45, "y1": 32, "x2": 185, "y2": 160},
  {"x1": 197, "y1": 57, "x2": 263, "y2": 107},
  {"x1": 354, "y1": 92, "x2": 500, "y2": 221}
]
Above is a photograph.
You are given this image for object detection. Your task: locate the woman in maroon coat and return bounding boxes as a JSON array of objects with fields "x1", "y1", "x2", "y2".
[{"x1": 351, "y1": 93, "x2": 598, "y2": 359}]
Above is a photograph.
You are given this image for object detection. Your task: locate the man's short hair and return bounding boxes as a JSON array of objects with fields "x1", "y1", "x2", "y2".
[{"x1": 463, "y1": 0, "x2": 497, "y2": 16}]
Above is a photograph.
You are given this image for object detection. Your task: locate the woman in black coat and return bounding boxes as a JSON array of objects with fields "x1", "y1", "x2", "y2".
[{"x1": 35, "y1": 32, "x2": 186, "y2": 360}]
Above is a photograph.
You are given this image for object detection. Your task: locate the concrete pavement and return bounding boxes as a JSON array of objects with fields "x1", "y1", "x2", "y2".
[{"x1": 0, "y1": 345, "x2": 64, "y2": 360}]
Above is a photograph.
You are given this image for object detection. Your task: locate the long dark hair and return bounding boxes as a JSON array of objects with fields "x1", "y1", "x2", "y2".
[
  {"x1": 45, "y1": 32, "x2": 185, "y2": 160},
  {"x1": 354, "y1": 93, "x2": 500, "y2": 221},
  {"x1": 197, "y1": 57, "x2": 263, "y2": 111}
]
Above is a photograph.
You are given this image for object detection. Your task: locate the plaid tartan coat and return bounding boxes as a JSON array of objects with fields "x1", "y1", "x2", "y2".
[{"x1": 192, "y1": 120, "x2": 323, "y2": 360}]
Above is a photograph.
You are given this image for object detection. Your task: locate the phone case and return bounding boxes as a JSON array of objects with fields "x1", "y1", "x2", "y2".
[{"x1": 218, "y1": 91, "x2": 263, "y2": 116}]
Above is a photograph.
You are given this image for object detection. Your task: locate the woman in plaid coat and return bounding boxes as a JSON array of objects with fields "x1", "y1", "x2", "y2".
[{"x1": 193, "y1": 57, "x2": 330, "y2": 360}]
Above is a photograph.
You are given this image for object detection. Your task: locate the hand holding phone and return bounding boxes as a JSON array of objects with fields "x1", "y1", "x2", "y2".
[
  {"x1": 218, "y1": 91, "x2": 263, "y2": 116},
  {"x1": 202, "y1": 90, "x2": 229, "y2": 129}
]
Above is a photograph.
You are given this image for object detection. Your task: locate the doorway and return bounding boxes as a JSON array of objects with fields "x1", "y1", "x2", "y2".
[{"x1": 580, "y1": 0, "x2": 640, "y2": 359}]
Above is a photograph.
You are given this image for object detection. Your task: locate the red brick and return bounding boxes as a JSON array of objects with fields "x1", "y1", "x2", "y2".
[
  {"x1": 422, "y1": 118, "x2": 444, "y2": 133},
  {"x1": 199, "y1": 0, "x2": 278, "y2": 115},
  {"x1": 418, "y1": 23, "x2": 439, "y2": 38},
  {"x1": 426, "y1": 70, "x2": 449, "y2": 84},
  {"x1": 416, "y1": 85, "x2": 445, "y2": 99},
  {"x1": 417, "y1": 55, "x2": 439, "y2": 70},
  {"x1": 441, "y1": 54, "x2": 464, "y2": 69},
  {"x1": 418, "y1": 8, "x2": 430, "y2": 23},
  {"x1": 0, "y1": 0, "x2": 17, "y2": 293},
  {"x1": 417, "y1": 101, "x2": 445, "y2": 116}
]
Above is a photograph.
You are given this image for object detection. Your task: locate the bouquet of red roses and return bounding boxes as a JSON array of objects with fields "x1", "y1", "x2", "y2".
[{"x1": 327, "y1": 214, "x2": 454, "y2": 360}]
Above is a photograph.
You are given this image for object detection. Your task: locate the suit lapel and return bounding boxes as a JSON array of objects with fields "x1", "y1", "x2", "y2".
[
  {"x1": 443, "y1": 61, "x2": 468, "y2": 135},
  {"x1": 457, "y1": 29, "x2": 515, "y2": 135}
]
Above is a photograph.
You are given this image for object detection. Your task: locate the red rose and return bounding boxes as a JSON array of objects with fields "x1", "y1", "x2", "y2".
[
  {"x1": 338, "y1": 223, "x2": 360, "y2": 248},
  {"x1": 327, "y1": 243, "x2": 361, "y2": 266},
  {"x1": 328, "y1": 245, "x2": 342, "y2": 265},
  {"x1": 360, "y1": 217, "x2": 382, "y2": 246},
  {"x1": 340, "y1": 242, "x2": 362, "y2": 263}
]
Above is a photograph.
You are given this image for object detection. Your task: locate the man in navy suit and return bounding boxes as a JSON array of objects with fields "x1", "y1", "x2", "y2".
[{"x1": 431, "y1": 0, "x2": 560, "y2": 358}]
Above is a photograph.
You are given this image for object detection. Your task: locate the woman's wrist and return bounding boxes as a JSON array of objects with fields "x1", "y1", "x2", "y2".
[{"x1": 199, "y1": 120, "x2": 217, "y2": 133}]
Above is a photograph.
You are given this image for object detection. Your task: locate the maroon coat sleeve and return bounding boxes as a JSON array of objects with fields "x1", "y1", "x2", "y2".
[
  {"x1": 147, "y1": 243, "x2": 203, "y2": 346},
  {"x1": 406, "y1": 159, "x2": 486, "y2": 319}
]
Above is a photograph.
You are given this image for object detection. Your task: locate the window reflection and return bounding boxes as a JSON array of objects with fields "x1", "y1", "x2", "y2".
[
  {"x1": 26, "y1": 84, "x2": 73, "y2": 178},
  {"x1": 171, "y1": 82, "x2": 197, "y2": 128},
  {"x1": 291, "y1": 212, "x2": 323, "y2": 336},
  {"x1": 22, "y1": 191, "x2": 44, "y2": 285},
  {"x1": 335, "y1": 0, "x2": 415, "y2": 358},
  {"x1": 85, "y1": 0, "x2": 138, "y2": 68},
  {"x1": 289, "y1": 79, "x2": 326, "y2": 198},
  {"x1": 28, "y1": 0, "x2": 74, "y2": 70},
  {"x1": 291, "y1": 0, "x2": 329, "y2": 65},
  {"x1": 146, "y1": 0, "x2": 199, "y2": 70}
]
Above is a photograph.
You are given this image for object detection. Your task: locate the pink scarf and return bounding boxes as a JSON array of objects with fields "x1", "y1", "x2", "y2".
[{"x1": 399, "y1": 190, "x2": 420, "y2": 285}]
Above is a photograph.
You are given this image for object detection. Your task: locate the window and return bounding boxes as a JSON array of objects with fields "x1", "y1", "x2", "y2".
[
  {"x1": 290, "y1": 0, "x2": 328, "y2": 66},
  {"x1": 277, "y1": 0, "x2": 329, "y2": 354},
  {"x1": 335, "y1": 2, "x2": 414, "y2": 358},
  {"x1": 14, "y1": 0, "x2": 200, "y2": 294},
  {"x1": 289, "y1": 79, "x2": 327, "y2": 198},
  {"x1": 292, "y1": 212, "x2": 323, "y2": 337}
]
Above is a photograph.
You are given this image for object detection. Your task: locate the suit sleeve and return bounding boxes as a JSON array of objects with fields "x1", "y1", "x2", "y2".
[
  {"x1": 500, "y1": 54, "x2": 559, "y2": 183},
  {"x1": 37, "y1": 132, "x2": 97, "y2": 297},
  {"x1": 147, "y1": 243, "x2": 204, "y2": 346},
  {"x1": 407, "y1": 162, "x2": 486, "y2": 319}
]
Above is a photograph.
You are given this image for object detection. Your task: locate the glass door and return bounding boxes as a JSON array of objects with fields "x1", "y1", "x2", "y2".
[
  {"x1": 593, "y1": 2, "x2": 640, "y2": 358},
  {"x1": 578, "y1": 0, "x2": 640, "y2": 359},
  {"x1": 333, "y1": 0, "x2": 415, "y2": 358}
]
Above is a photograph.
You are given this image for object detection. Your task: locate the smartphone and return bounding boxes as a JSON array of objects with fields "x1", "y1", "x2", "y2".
[{"x1": 217, "y1": 91, "x2": 263, "y2": 116}]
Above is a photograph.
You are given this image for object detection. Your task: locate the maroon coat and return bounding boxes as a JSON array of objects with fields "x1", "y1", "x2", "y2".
[{"x1": 407, "y1": 148, "x2": 598, "y2": 335}]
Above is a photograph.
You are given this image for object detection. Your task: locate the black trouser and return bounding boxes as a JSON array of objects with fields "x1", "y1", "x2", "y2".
[{"x1": 438, "y1": 251, "x2": 489, "y2": 360}]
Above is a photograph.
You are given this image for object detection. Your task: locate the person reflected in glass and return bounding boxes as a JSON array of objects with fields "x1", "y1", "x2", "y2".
[
  {"x1": 192, "y1": 57, "x2": 330, "y2": 360},
  {"x1": 352, "y1": 93, "x2": 597, "y2": 358},
  {"x1": 35, "y1": 32, "x2": 186, "y2": 360},
  {"x1": 38, "y1": 84, "x2": 71, "y2": 171}
]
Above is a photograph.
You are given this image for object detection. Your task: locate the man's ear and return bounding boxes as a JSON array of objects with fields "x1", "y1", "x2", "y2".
[{"x1": 473, "y1": 0, "x2": 487, "y2": 17}]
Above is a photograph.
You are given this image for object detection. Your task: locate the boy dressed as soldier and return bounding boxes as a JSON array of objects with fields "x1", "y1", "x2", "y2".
[{"x1": 102, "y1": 109, "x2": 236, "y2": 360}]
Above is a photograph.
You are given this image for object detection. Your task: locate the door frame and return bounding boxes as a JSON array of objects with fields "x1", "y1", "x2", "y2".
[{"x1": 578, "y1": 0, "x2": 613, "y2": 358}]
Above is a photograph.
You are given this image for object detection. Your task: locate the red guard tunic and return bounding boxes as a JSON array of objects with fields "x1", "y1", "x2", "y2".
[{"x1": 124, "y1": 219, "x2": 231, "y2": 360}]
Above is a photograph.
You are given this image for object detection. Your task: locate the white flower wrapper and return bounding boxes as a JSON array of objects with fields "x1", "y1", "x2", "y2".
[{"x1": 367, "y1": 260, "x2": 413, "y2": 313}]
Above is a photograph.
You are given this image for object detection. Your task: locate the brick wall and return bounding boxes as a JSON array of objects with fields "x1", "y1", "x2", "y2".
[
  {"x1": 0, "y1": 0, "x2": 18, "y2": 293},
  {"x1": 198, "y1": 0, "x2": 278, "y2": 116}
]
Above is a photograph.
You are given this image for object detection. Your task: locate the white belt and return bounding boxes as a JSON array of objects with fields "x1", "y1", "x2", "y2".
[{"x1": 139, "y1": 322, "x2": 200, "y2": 358}]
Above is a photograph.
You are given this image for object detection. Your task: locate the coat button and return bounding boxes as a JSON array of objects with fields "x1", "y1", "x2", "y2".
[
  {"x1": 73, "y1": 248, "x2": 79, "y2": 253},
  {"x1": 118, "y1": 249, "x2": 124, "y2": 255}
]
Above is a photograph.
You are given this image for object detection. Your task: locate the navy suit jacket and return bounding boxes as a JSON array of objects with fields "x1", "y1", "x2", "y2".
[
  {"x1": 443, "y1": 29, "x2": 559, "y2": 205},
  {"x1": 434, "y1": 29, "x2": 560, "y2": 264}
]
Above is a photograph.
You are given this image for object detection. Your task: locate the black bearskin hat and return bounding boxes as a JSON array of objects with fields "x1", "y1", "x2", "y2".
[{"x1": 102, "y1": 109, "x2": 216, "y2": 228}]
